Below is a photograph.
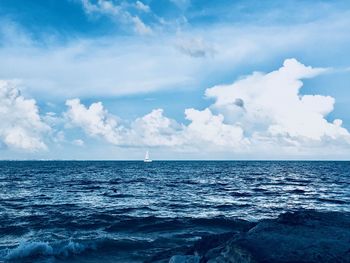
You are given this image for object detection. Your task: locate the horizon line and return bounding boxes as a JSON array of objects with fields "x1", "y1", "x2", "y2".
[{"x1": 0, "y1": 159, "x2": 349, "y2": 162}]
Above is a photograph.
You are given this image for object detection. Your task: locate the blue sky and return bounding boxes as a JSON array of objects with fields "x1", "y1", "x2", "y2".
[{"x1": 0, "y1": 0, "x2": 350, "y2": 159}]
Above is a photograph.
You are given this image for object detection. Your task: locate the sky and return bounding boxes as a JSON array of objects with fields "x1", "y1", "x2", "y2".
[{"x1": 0, "y1": 0, "x2": 350, "y2": 160}]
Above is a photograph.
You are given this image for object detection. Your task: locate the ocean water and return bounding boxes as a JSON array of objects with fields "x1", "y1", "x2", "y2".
[{"x1": 0, "y1": 161, "x2": 349, "y2": 262}]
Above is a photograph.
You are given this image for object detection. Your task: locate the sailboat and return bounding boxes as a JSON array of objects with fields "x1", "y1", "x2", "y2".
[{"x1": 144, "y1": 150, "x2": 152, "y2": 162}]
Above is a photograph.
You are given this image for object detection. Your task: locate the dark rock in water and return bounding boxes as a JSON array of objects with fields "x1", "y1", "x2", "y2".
[
  {"x1": 188, "y1": 232, "x2": 239, "y2": 256},
  {"x1": 145, "y1": 246, "x2": 192, "y2": 263},
  {"x1": 155, "y1": 210, "x2": 350, "y2": 263},
  {"x1": 169, "y1": 255, "x2": 201, "y2": 263},
  {"x1": 203, "y1": 210, "x2": 350, "y2": 263}
]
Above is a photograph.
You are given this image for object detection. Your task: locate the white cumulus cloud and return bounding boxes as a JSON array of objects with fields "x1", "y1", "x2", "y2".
[
  {"x1": 65, "y1": 99, "x2": 122, "y2": 144},
  {"x1": 206, "y1": 58, "x2": 350, "y2": 148},
  {"x1": 0, "y1": 80, "x2": 50, "y2": 151},
  {"x1": 184, "y1": 108, "x2": 248, "y2": 149},
  {"x1": 130, "y1": 109, "x2": 183, "y2": 146}
]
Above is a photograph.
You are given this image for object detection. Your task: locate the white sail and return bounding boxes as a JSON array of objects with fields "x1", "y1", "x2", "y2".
[{"x1": 144, "y1": 150, "x2": 152, "y2": 162}]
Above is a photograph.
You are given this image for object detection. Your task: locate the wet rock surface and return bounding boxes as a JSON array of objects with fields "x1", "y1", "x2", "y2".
[{"x1": 148, "y1": 210, "x2": 350, "y2": 263}]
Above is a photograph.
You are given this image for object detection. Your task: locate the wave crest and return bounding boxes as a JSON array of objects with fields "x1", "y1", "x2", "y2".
[{"x1": 5, "y1": 240, "x2": 95, "y2": 260}]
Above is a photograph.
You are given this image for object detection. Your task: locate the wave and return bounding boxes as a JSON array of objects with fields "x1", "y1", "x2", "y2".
[
  {"x1": 105, "y1": 216, "x2": 254, "y2": 234},
  {"x1": 2, "y1": 237, "x2": 158, "y2": 261},
  {"x1": 4, "y1": 240, "x2": 96, "y2": 260}
]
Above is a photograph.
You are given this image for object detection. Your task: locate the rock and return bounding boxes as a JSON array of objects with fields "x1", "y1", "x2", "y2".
[
  {"x1": 150, "y1": 210, "x2": 350, "y2": 263},
  {"x1": 169, "y1": 255, "x2": 200, "y2": 263},
  {"x1": 206, "y1": 244, "x2": 256, "y2": 263},
  {"x1": 202, "y1": 210, "x2": 350, "y2": 263},
  {"x1": 145, "y1": 246, "x2": 192, "y2": 263},
  {"x1": 189, "y1": 232, "x2": 238, "y2": 256}
]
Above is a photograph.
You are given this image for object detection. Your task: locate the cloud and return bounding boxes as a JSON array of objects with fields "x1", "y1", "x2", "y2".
[
  {"x1": 205, "y1": 58, "x2": 350, "y2": 148},
  {"x1": 0, "y1": 25, "x2": 195, "y2": 98},
  {"x1": 65, "y1": 99, "x2": 122, "y2": 144},
  {"x1": 184, "y1": 108, "x2": 248, "y2": 148},
  {"x1": 80, "y1": 0, "x2": 152, "y2": 35},
  {"x1": 80, "y1": 0, "x2": 120, "y2": 14},
  {"x1": 2, "y1": 12, "x2": 350, "y2": 99},
  {"x1": 176, "y1": 37, "x2": 216, "y2": 58},
  {"x1": 61, "y1": 59, "x2": 350, "y2": 157},
  {"x1": 64, "y1": 103, "x2": 183, "y2": 147},
  {"x1": 135, "y1": 1, "x2": 150, "y2": 13},
  {"x1": 170, "y1": 0, "x2": 191, "y2": 10},
  {"x1": 131, "y1": 16, "x2": 153, "y2": 35},
  {"x1": 62, "y1": 102, "x2": 248, "y2": 150},
  {"x1": 130, "y1": 109, "x2": 183, "y2": 146},
  {"x1": 0, "y1": 80, "x2": 50, "y2": 151},
  {"x1": 0, "y1": 58, "x2": 345, "y2": 158}
]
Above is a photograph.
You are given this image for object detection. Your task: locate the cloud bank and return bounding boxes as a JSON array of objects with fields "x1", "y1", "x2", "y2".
[
  {"x1": 62, "y1": 59, "x2": 350, "y2": 156},
  {"x1": 1, "y1": 59, "x2": 349, "y2": 158}
]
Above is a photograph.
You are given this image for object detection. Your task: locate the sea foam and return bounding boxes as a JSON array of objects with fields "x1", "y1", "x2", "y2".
[{"x1": 5, "y1": 240, "x2": 94, "y2": 260}]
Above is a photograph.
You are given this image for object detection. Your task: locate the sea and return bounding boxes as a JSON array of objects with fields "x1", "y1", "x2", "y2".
[{"x1": 0, "y1": 161, "x2": 349, "y2": 262}]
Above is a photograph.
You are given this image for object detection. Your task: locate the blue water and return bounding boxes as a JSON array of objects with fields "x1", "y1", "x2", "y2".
[{"x1": 0, "y1": 161, "x2": 349, "y2": 262}]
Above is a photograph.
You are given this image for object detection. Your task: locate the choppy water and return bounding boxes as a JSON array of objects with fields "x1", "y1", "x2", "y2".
[{"x1": 0, "y1": 161, "x2": 349, "y2": 262}]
